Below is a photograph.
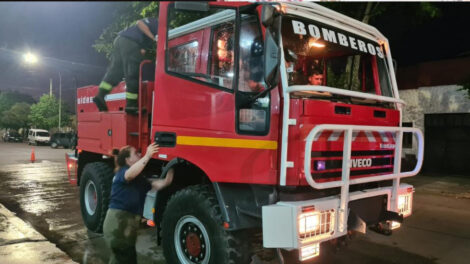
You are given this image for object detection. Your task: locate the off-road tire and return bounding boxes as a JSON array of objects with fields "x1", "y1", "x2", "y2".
[
  {"x1": 162, "y1": 185, "x2": 251, "y2": 264},
  {"x1": 79, "y1": 162, "x2": 113, "y2": 233}
]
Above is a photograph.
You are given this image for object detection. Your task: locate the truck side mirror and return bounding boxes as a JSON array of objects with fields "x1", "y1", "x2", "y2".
[
  {"x1": 261, "y1": 5, "x2": 276, "y2": 27},
  {"x1": 264, "y1": 28, "x2": 280, "y2": 89}
]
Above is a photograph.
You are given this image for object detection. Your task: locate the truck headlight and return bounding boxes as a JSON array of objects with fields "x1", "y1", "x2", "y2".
[
  {"x1": 397, "y1": 189, "x2": 413, "y2": 217},
  {"x1": 298, "y1": 209, "x2": 335, "y2": 242},
  {"x1": 300, "y1": 243, "x2": 320, "y2": 261},
  {"x1": 298, "y1": 212, "x2": 320, "y2": 234}
]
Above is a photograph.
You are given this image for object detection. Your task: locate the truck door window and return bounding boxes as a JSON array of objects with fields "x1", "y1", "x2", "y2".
[
  {"x1": 236, "y1": 14, "x2": 270, "y2": 135},
  {"x1": 168, "y1": 41, "x2": 199, "y2": 73},
  {"x1": 166, "y1": 5, "x2": 236, "y2": 91}
]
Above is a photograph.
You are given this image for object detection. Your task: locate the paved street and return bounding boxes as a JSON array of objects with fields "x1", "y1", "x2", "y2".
[{"x1": 0, "y1": 140, "x2": 469, "y2": 263}]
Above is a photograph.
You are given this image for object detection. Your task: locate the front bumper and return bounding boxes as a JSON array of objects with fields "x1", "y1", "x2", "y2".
[{"x1": 262, "y1": 183, "x2": 413, "y2": 249}]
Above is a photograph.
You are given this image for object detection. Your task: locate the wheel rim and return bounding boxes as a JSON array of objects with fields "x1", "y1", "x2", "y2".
[
  {"x1": 84, "y1": 180, "x2": 98, "y2": 215},
  {"x1": 174, "y1": 215, "x2": 210, "y2": 264}
]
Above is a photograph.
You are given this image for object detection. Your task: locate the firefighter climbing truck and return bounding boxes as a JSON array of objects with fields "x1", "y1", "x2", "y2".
[{"x1": 66, "y1": 2, "x2": 424, "y2": 263}]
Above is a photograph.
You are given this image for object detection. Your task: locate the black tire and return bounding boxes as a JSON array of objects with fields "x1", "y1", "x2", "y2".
[
  {"x1": 162, "y1": 185, "x2": 251, "y2": 264},
  {"x1": 79, "y1": 162, "x2": 113, "y2": 233},
  {"x1": 51, "y1": 141, "x2": 58, "y2": 148}
]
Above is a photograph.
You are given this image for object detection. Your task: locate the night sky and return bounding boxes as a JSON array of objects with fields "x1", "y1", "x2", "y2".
[
  {"x1": 0, "y1": 2, "x2": 469, "y2": 108},
  {"x1": 0, "y1": 1, "x2": 118, "y2": 106}
]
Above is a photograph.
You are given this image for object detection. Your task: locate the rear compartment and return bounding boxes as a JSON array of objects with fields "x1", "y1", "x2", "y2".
[{"x1": 76, "y1": 81, "x2": 153, "y2": 155}]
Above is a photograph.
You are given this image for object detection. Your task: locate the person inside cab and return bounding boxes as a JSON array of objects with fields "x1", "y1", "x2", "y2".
[{"x1": 308, "y1": 69, "x2": 324, "y2": 86}]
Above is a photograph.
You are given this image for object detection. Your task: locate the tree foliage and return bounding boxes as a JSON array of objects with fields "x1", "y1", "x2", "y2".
[
  {"x1": 319, "y1": 2, "x2": 441, "y2": 90},
  {"x1": 28, "y1": 94, "x2": 71, "y2": 130},
  {"x1": 0, "y1": 91, "x2": 35, "y2": 128},
  {"x1": 320, "y1": 2, "x2": 441, "y2": 25},
  {"x1": 1, "y1": 102, "x2": 31, "y2": 130},
  {"x1": 458, "y1": 76, "x2": 470, "y2": 99}
]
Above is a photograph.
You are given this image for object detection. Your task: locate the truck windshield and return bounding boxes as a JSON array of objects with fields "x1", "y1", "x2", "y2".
[{"x1": 281, "y1": 16, "x2": 394, "y2": 101}]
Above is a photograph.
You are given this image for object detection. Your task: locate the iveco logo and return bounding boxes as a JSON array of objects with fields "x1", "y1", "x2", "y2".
[{"x1": 351, "y1": 158, "x2": 372, "y2": 168}]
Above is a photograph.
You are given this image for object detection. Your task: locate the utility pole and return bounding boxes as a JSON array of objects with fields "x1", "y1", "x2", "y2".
[
  {"x1": 59, "y1": 71, "x2": 62, "y2": 132},
  {"x1": 49, "y1": 78, "x2": 52, "y2": 97}
]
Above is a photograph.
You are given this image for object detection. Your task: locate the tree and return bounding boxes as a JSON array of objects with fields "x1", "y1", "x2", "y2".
[
  {"x1": 1, "y1": 102, "x2": 31, "y2": 130},
  {"x1": 28, "y1": 94, "x2": 70, "y2": 130},
  {"x1": 319, "y1": 2, "x2": 441, "y2": 24},
  {"x1": 0, "y1": 91, "x2": 35, "y2": 128},
  {"x1": 319, "y1": 2, "x2": 441, "y2": 90},
  {"x1": 458, "y1": 76, "x2": 470, "y2": 99}
]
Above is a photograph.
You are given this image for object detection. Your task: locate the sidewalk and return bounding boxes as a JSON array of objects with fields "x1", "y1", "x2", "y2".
[
  {"x1": 0, "y1": 203, "x2": 76, "y2": 264},
  {"x1": 403, "y1": 173, "x2": 470, "y2": 199}
]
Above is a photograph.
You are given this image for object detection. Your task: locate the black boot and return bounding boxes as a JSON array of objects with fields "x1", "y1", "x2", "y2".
[
  {"x1": 93, "y1": 89, "x2": 108, "y2": 112},
  {"x1": 125, "y1": 99, "x2": 138, "y2": 115}
]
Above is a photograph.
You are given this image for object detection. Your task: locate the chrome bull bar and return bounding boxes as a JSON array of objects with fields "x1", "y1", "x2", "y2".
[{"x1": 303, "y1": 124, "x2": 424, "y2": 232}]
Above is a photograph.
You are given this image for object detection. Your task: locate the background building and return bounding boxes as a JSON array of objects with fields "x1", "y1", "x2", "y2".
[{"x1": 398, "y1": 55, "x2": 470, "y2": 175}]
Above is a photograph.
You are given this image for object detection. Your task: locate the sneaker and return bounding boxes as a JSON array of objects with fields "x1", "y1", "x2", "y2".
[{"x1": 93, "y1": 95, "x2": 108, "y2": 112}]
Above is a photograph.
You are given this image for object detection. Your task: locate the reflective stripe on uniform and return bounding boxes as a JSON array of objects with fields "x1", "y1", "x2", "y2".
[
  {"x1": 126, "y1": 92, "x2": 138, "y2": 100},
  {"x1": 99, "y1": 81, "x2": 113, "y2": 91}
]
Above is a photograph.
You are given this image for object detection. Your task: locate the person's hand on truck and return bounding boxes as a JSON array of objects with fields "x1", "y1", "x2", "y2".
[
  {"x1": 151, "y1": 168, "x2": 174, "y2": 191},
  {"x1": 145, "y1": 142, "x2": 159, "y2": 158}
]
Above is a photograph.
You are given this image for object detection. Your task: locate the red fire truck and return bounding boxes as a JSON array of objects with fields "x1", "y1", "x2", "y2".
[{"x1": 66, "y1": 2, "x2": 424, "y2": 263}]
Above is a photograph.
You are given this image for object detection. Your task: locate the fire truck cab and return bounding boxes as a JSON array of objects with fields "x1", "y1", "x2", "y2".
[{"x1": 67, "y1": 2, "x2": 424, "y2": 263}]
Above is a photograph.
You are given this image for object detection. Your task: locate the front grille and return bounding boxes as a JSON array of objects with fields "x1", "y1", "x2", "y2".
[{"x1": 311, "y1": 150, "x2": 394, "y2": 180}]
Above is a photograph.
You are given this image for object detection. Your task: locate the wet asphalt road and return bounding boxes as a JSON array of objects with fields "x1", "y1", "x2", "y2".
[
  {"x1": 0, "y1": 141, "x2": 468, "y2": 264},
  {"x1": 0, "y1": 141, "x2": 164, "y2": 264}
]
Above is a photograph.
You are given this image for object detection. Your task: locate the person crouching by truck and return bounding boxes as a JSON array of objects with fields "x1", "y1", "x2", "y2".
[{"x1": 103, "y1": 142, "x2": 174, "y2": 264}]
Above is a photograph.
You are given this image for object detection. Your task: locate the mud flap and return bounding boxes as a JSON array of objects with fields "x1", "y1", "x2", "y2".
[{"x1": 348, "y1": 210, "x2": 367, "y2": 234}]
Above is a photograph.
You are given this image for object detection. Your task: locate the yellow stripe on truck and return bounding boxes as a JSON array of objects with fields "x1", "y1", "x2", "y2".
[{"x1": 177, "y1": 136, "x2": 278, "y2": 150}]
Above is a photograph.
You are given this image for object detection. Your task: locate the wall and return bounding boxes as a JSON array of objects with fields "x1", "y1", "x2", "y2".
[{"x1": 399, "y1": 85, "x2": 470, "y2": 155}]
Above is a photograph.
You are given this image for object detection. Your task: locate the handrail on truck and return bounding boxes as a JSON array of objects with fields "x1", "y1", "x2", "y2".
[{"x1": 138, "y1": 60, "x2": 153, "y2": 151}]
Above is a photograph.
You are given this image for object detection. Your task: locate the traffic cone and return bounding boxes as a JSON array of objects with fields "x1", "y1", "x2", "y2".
[{"x1": 30, "y1": 147, "x2": 36, "y2": 163}]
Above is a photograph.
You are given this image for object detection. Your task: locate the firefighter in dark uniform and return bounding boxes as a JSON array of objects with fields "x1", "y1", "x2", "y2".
[{"x1": 93, "y1": 18, "x2": 158, "y2": 115}]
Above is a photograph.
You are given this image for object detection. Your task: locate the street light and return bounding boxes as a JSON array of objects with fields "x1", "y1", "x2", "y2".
[
  {"x1": 23, "y1": 52, "x2": 62, "y2": 131},
  {"x1": 23, "y1": 52, "x2": 38, "y2": 64}
]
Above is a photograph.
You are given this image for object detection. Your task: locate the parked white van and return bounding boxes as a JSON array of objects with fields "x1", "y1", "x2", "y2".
[{"x1": 28, "y1": 129, "x2": 50, "y2": 145}]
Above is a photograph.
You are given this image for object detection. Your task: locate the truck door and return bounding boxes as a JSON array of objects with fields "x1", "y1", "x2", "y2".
[{"x1": 153, "y1": 3, "x2": 279, "y2": 184}]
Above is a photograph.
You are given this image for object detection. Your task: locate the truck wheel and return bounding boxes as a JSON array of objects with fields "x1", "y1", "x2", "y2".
[
  {"x1": 162, "y1": 185, "x2": 250, "y2": 264},
  {"x1": 79, "y1": 162, "x2": 113, "y2": 233},
  {"x1": 51, "y1": 142, "x2": 58, "y2": 148}
]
